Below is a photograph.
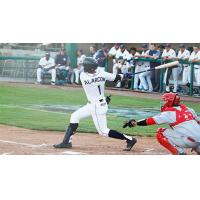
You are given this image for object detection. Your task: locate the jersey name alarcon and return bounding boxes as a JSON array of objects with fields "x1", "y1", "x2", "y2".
[{"x1": 80, "y1": 68, "x2": 116, "y2": 103}]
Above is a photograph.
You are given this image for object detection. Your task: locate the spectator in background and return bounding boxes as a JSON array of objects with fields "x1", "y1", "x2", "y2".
[
  {"x1": 145, "y1": 44, "x2": 160, "y2": 92},
  {"x1": 189, "y1": 46, "x2": 200, "y2": 95},
  {"x1": 177, "y1": 44, "x2": 190, "y2": 87},
  {"x1": 88, "y1": 45, "x2": 97, "y2": 58},
  {"x1": 108, "y1": 43, "x2": 120, "y2": 66},
  {"x1": 55, "y1": 48, "x2": 73, "y2": 83},
  {"x1": 36, "y1": 52, "x2": 56, "y2": 85},
  {"x1": 113, "y1": 44, "x2": 131, "y2": 87},
  {"x1": 162, "y1": 44, "x2": 178, "y2": 93},
  {"x1": 94, "y1": 44, "x2": 108, "y2": 71},
  {"x1": 138, "y1": 44, "x2": 153, "y2": 92},
  {"x1": 73, "y1": 49, "x2": 86, "y2": 84}
]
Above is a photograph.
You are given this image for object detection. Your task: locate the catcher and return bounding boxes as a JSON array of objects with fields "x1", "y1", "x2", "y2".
[{"x1": 123, "y1": 93, "x2": 200, "y2": 155}]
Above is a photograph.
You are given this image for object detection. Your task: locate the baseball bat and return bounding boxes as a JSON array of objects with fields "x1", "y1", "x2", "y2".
[{"x1": 129, "y1": 61, "x2": 179, "y2": 76}]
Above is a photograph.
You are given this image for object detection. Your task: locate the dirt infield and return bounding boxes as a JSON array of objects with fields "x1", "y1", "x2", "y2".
[{"x1": 0, "y1": 124, "x2": 170, "y2": 155}]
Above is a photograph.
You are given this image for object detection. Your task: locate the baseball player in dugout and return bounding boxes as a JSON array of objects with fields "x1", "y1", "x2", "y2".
[
  {"x1": 177, "y1": 44, "x2": 190, "y2": 87},
  {"x1": 162, "y1": 44, "x2": 179, "y2": 93},
  {"x1": 54, "y1": 57, "x2": 137, "y2": 151},
  {"x1": 123, "y1": 93, "x2": 200, "y2": 155},
  {"x1": 189, "y1": 46, "x2": 200, "y2": 95},
  {"x1": 36, "y1": 52, "x2": 56, "y2": 85}
]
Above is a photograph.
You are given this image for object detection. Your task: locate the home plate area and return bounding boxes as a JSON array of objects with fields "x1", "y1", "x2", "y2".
[{"x1": 0, "y1": 124, "x2": 194, "y2": 155}]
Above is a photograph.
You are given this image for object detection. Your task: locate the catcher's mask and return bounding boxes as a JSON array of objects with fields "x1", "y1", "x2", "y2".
[
  {"x1": 83, "y1": 57, "x2": 98, "y2": 73},
  {"x1": 160, "y1": 92, "x2": 180, "y2": 111}
]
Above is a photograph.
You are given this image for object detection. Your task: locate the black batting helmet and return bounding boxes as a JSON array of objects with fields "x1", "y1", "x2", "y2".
[{"x1": 83, "y1": 57, "x2": 98, "y2": 73}]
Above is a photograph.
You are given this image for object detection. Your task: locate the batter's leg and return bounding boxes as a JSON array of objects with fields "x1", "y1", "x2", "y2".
[
  {"x1": 53, "y1": 104, "x2": 92, "y2": 148},
  {"x1": 91, "y1": 103, "x2": 137, "y2": 151}
]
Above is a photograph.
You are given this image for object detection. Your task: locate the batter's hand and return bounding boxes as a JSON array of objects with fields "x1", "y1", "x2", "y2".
[
  {"x1": 106, "y1": 95, "x2": 111, "y2": 104},
  {"x1": 123, "y1": 119, "x2": 137, "y2": 128}
]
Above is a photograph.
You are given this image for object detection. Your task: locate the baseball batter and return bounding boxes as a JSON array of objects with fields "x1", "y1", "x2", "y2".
[
  {"x1": 54, "y1": 57, "x2": 137, "y2": 151},
  {"x1": 123, "y1": 93, "x2": 200, "y2": 155}
]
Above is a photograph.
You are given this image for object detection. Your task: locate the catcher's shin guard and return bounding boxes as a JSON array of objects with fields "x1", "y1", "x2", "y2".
[
  {"x1": 53, "y1": 123, "x2": 78, "y2": 148},
  {"x1": 156, "y1": 128, "x2": 179, "y2": 155}
]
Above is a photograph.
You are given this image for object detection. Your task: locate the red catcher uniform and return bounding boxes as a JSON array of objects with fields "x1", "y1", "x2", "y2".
[{"x1": 126, "y1": 93, "x2": 200, "y2": 155}]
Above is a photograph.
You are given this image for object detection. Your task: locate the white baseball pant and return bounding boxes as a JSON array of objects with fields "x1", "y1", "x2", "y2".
[{"x1": 70, "y1": 100, "x2": 110, "y2": 136}]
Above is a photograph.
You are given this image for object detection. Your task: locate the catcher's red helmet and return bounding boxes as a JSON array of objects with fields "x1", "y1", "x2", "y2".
[{"x1": 161, "y1": 93, "x2": 180, "y2": 111}]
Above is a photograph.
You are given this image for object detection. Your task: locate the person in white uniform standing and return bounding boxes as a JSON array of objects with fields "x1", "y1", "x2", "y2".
[
  {"x1": 189, "y1": 46, "x2": 200, "y2": 91},
  {"x1": 162, "y1": 44, "x2": 179, "y2": 92},
  {"x1": 36, "y1": 52, "x2": 56, "y2": 85},
  {"x1": 138, "y1": 44, "x2": 153, "y2": 92},
  {"x1": 54, "y1": 57, "x2": 137, "y2": 151},
  {"x1": 177, "y1": 44, "x2": 190, "y2": 86},
  {"x1": 123, "y1": 93, "x2": 200, "y2": 155},
  {"x1": 73, "y1": 49, "x2": 86, "y2": 84}
]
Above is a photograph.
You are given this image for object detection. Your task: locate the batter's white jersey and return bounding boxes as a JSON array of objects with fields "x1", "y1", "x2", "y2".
[{"x1": 80, "y1": 68, "x2": 116, "y2": 103}]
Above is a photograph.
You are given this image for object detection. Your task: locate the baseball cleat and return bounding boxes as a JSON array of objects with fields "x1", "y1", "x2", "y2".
[
  {"x1": 53, "y1": 142, "x2": 72, "y2": 148},
  {"x1": 124, "y1": 137, "x2": 137, "y2": 151}
]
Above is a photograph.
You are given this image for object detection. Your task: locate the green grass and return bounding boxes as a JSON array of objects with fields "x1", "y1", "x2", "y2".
[{"x1": 0, "y1": 85, "x2": 199, "y2": 136}]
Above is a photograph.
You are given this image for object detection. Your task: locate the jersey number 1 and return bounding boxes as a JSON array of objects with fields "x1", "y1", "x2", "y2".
[{"x1": 98, "y1": 85, "x2": 101, "y2": 95}]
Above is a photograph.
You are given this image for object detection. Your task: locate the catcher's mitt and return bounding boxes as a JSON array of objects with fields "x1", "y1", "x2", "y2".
[{"x1": 123, "y1": 119, "x2": 137, "y2": 128}]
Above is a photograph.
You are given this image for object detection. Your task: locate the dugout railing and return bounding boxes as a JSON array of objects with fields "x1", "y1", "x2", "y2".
[
  {"x1": 0, "y1": 56, "x2": 200, "y2": 96},
  {"x1": 128, "y1": 57, "x2": 200, "y2": 96}
]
